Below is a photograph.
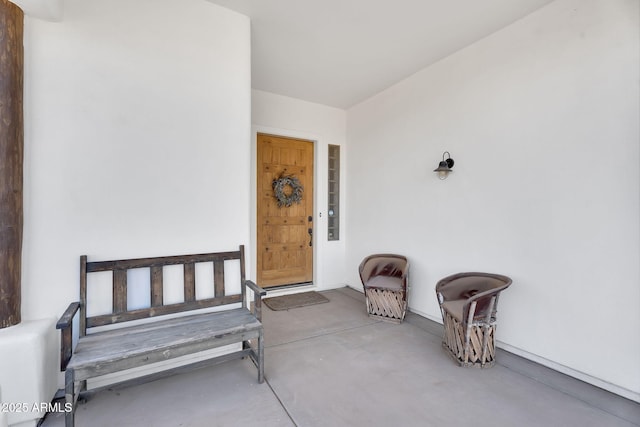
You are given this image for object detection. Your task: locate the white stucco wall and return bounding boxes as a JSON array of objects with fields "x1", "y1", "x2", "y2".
[
  {"x1": 346, "y1": 0, "x2": 639, "y2": 400},
  {"x1": 0, "y1": 319, "x2": 57, "y2": 426},
  {"x1": 251, "y1": 89, "x2": 347, "y2": 290},
  {"x1": 22, "y1": 0, "x2": 251, "y2": 321},
  {"x1": 9, "y1": 1, "x2": 251, "y2": 411}
]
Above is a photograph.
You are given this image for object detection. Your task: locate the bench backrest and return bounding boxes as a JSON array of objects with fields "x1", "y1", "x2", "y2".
[{"x1": 79, "y1": 245, "x2": 248, "y2": 336}]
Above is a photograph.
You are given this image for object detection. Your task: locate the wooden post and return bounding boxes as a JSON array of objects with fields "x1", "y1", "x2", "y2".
[{"x1": 0, "y1": 0, "x2": 24, "y2": 328}]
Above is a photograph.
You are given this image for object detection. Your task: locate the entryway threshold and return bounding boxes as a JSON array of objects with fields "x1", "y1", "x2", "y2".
[{"x1": 264, "y1": 282, "x2": 315, "y2": 298}]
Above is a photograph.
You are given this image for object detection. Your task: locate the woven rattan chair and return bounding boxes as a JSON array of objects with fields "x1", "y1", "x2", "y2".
[
  {"x1": 435, "y1": 272, "x2": 512, "y2": 368},
  {"x1": 359, "y1": 254, "x2": 409, "y2": 323}
]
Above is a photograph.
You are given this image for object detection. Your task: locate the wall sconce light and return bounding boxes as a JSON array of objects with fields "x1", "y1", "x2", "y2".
[{"x1": 434, "y1": 151, "x2": 454, "y2": 180}]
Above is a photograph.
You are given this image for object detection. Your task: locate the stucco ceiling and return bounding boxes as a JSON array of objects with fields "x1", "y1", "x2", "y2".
[{"x1": 208, "y1": 0, "x2": 554, "y2": 109}]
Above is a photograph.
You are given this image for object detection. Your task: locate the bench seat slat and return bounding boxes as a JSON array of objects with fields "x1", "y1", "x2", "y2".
[{"x1": 69, "y1": 308, "x2": 261, "y2": 378}]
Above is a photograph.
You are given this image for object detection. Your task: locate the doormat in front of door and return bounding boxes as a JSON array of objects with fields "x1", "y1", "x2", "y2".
[{"x1": 263, "y1": 291, "x2": 329, "y2": 311}]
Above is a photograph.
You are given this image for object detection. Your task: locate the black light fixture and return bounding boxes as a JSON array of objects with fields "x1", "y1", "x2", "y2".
[{"x1": 434, "y1": 151, "x2": 454, "y2": 180}]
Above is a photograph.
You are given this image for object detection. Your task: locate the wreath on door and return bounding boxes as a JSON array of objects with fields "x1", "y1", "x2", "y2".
[{"x1": 272, "y1": 174, "x2": 304, "y2": 207}]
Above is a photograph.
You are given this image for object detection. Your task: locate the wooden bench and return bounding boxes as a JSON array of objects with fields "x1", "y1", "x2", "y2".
[{"x1": 56, "y1": 245, "x2": 265, "y2": 427}]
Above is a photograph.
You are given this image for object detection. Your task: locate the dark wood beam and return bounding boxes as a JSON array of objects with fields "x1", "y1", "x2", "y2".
[{"x1": 0, "y1": 0, "x2": 24, "y2": 328}]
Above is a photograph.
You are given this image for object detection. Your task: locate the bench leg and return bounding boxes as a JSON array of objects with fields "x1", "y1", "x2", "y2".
[
  {"x1": 258, "y1": 329, "x2": 264, "y2": 383},
  {"x1": 65, "y1": 369, "x2": 75, "y2": 427}
]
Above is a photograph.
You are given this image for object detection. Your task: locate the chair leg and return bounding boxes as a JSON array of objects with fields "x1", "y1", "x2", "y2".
[
  {"x1": 257, "y1": 329, "x2": 264, "y2": 384},
  {"x1": 463, "y1": 301, "x2": 477, "y2": 364},
  {"x1": 65, "y1": 369, "x2": 75, "y2": 427},
  {"x1": 480, "y1": 296, "x2": 497, "y2": 366}
]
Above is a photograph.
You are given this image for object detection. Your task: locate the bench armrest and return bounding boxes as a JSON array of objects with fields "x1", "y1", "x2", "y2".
[
  {"x1": 56, "y1": 302, "x2": 80, "y2": 371},
  {"x1": 56, "y1": 302, "x2": 80, "y2": 330},
  {"x1": 244, "y1": 280, "x2": 266, "y2": 322},
  {"x1": 244, "y1": 280, "x2": 266, "y2": 297}
]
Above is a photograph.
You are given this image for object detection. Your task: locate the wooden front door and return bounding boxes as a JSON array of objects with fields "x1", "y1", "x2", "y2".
[{"x1": 257, "y1": 134, "x2": 314, "y2": 288}]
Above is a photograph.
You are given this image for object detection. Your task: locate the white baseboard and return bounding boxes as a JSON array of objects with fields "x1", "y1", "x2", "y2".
[
  {"x1": 497, "y1": 342, "x2": 640, "y2": 403},
  {"x1": 408, "y1": 306, "x2": 442, "y2": 324},
  {"x1": 407, "y1": 305, "x2": 639, "y2": 403}
]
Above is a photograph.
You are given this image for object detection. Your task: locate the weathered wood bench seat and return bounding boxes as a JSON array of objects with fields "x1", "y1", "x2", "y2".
[{"x1": 56, "y1": 245, "x2": 265, "y2": 427}]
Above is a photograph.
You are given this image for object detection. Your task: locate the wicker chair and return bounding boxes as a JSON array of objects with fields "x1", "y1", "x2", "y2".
[
  {"x1": 359, "y1": 254, "x2": 409, "y2": 323},
  {"x1": 435, "y1": 272, "x2": 512, "y2": 368}
]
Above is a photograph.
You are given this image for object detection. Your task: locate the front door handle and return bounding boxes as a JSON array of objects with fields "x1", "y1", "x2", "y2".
[{"x1": 308, "y1": 228, "x2": 313, "y2": 247}]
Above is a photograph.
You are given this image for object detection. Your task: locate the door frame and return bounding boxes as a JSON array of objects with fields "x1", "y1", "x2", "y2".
[{"x1": 251, "y1": 126, "x2": 325, "y2": 295}]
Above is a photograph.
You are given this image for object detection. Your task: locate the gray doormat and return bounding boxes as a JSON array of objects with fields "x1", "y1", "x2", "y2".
[{"x1": 263, "y1": 291, "x2": 329, "y2": 311}]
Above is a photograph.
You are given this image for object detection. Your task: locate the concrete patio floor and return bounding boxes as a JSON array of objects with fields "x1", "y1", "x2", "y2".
[{"x1": 41, "y1": 287, "x2": 640, "y2": 427}]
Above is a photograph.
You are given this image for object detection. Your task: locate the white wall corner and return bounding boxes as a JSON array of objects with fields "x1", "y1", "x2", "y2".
[
  {"x1": 0, "y1": 318, "x2": 58, "y2": 427},
  {"x1": 11, "y1": 0, "x2": 63, "y2": 21}
]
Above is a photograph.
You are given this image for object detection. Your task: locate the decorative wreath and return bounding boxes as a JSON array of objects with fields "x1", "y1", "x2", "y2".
[{"x1": 272, "y1": 174, "x2": 304, "y2": 207}]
